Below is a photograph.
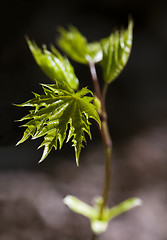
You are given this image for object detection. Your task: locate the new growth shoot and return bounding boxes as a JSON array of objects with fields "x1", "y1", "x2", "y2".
[{"x1": 16, "y1": 19, "x2": 142, "y2": 238}]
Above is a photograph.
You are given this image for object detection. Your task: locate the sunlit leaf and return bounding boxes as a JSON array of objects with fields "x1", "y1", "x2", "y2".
[
  {"x1": 16, "y1": 84, "x2": 101, "y2": 165},
  {"x1": 27, "y1": 38, "x2": 79, "y2": 90},
  {"x1": 57, "y1": 26, "x2": 102, "y2": 64},
  {"x1": 100, "y1": 19, "x2": 133, "y2": 83},
  {"x1": 106, "y1": 197, "x2": 142, "y2": 221},
  {"x1": 64, "y1": 195, "x2": 97, "y2": 219}
]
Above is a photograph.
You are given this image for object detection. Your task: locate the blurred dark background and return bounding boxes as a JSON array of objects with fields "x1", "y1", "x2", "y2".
[
  {"x1": 0, "y1": 1, "x2": 167, "y2": 240},
  {"x1": 1, "y1": 0, "x2": 167, "y2": 169}
]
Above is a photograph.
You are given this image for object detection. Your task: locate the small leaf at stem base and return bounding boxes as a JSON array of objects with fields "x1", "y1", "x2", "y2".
[{"x1": 63, "y1": 195, "x2": 142, "y2": 235}]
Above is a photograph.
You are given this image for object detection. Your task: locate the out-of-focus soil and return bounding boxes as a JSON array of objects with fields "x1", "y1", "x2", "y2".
[{"x1": 0, "y1": 123, "x2": 167, "y2": 240}]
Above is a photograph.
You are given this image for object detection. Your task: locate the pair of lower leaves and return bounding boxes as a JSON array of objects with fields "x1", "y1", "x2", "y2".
[{"x1": 64, "y1": 195, "x2": 142, "y2": 235}]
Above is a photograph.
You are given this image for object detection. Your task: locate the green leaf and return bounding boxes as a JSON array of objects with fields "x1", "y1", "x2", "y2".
[
  {"x1": 63, "y1": 195, "x2": 142, "y2": 235},
  {"x1": 64, "y1": 195, "x2": 97, "y2": 219},
  {"x1": 64, "y1": 195, "x2": 107, "y2": 234},
  {"x1": 106, "y1": 197, "x2": 142, "y2": 221},
  {"x1": 100, "y1": 19, "x2": 133, "y2": 83},
  {"x1": 26, "y1": 38, "x2": 79, "y2": 90},
  {"x1": 57, "y1": 26, "x2": 102, "y2": 64},
  {"x1": 16, "y1": 84, "x2": 100, "y2": 165}
]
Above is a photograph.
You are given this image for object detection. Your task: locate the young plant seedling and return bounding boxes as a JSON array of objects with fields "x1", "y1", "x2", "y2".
[{"x1": 16, "y1": 19, "x2": 142, "y2": 239}]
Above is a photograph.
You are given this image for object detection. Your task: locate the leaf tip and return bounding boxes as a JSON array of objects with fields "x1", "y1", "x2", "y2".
[
  {"x1": 38, "y1": 159, "x2": 43, "y2": 164},
  {"x1": 15, "y1": 141, "x2": 20, "y2": 147},
  {"x1": 15, "y1": 137, "x2": 26, "y2": 146},
  {"x1": 63, "y1": 195, "x2": 72, "y2": 206},
  {"x1": 133, "y1": 198, "x2": 143, "y2": 207},
  {"x1": 128, "y1": 15, "x2": 134, "y2": 28},
  {"x1": 38, "y1": 152, "x2": 47, "y2": 164},
  {"x1": 25, "y1": 35, "x2": 30, "y2": 43}
]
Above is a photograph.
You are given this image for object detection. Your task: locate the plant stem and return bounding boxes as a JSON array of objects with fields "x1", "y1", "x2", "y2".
[
  {"x1": 99, "y1": 120, "x2": 112, "y2": 218},
  {"x1": 99, "y1": 82, "x2": 112, "y2": 218},
  {"x1": 89, "y1": 62, "x2": 102, "y2": 101},
  {"x1": 89, "y1": 63, "x2": 112, "y2": 219}
]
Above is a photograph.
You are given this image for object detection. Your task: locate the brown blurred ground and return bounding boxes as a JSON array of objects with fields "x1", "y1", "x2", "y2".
[{"x1": 0, "y1": 122, "x2": 166, "y2": 240}]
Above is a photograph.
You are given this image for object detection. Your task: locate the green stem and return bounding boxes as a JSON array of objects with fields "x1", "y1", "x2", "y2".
[
  {"x1": 89, "y1": 63, "x2": 112, "y2": 221},
  {"x1": 99, "y1": 83, "x2": 112, "y2": 218},
  {"x1": 99, "y1": 120, "x2": 112, "y2": 218}
]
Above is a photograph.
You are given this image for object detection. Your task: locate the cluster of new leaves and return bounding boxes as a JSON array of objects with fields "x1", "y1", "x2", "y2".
[
  {"x1": 17, "y1": 83, "x2": 100, "y2": 165},
  {"x1": 17, "y1": 20, "x2": 133, "y2": 165},
  {"x1": 58, "y1": 20, "x2": 133, "y2": 83}
]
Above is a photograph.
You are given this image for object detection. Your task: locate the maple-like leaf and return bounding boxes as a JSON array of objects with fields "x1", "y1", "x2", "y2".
[{"x1": 16, "y1": 84, "x2": 101, "y2": 165}]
